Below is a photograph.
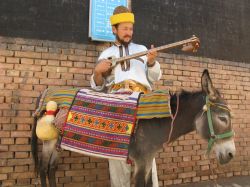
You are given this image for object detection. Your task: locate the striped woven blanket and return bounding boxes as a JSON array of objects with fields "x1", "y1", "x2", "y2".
[
  {"x1": 33, "y1": 88, "x2": 79, "y2": 117},
  {"x1": 137, "y1": 90, "x2": 172, "y2": 119},
  {"x1": 61, "y1": 89, "x2": 139, "y2": 160}
]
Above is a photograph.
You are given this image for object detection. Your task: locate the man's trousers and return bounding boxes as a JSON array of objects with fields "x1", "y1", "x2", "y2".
[{"x1": 109, "y1": 158, "x2": 158, "y2": 187}]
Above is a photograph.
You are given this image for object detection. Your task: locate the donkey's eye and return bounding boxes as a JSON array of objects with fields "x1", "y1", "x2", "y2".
[{"x1": 218, "y1": 116, "x2": 228, "y2": 123}]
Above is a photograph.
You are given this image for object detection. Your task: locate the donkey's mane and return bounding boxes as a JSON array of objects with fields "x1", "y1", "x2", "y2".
[
  {"x1": 170, "y1": 89, "x2": 204, "y2": 115},
  {"x1": 178, "y1": 89, "x2": 203, "y2": 98}
]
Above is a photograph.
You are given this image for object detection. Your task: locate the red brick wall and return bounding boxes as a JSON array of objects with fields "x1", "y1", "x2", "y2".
[{"x1": 0, "y1": 36, "x2": 249, "y2": 187}]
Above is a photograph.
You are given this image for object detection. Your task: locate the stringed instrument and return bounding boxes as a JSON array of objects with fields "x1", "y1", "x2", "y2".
[{"x1": 109, "y1": 35, "x2": 200, "y2": 68}]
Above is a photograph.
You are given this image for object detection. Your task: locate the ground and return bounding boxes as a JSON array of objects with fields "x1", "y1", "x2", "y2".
[{"x1": 172, "y1": 176, "x2": 250, "y2": 187}]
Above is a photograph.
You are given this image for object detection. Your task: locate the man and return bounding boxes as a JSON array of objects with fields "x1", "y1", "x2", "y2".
[{"x1": 90, "y1": 5, "x2": 162, "y2": 187}]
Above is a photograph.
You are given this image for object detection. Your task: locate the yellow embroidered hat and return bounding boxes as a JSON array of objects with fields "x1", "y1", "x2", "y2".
[{"x1": 110, "y1": 6, "x2": 135, "y2": 26}]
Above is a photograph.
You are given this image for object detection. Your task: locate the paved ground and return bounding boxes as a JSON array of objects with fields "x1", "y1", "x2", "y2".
[{"x1": 172, "y1": 176, "x2": 250, "y2": 187}]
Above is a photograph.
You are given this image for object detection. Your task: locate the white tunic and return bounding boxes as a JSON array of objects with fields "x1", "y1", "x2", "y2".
[{"x1": 90, "y1": 42, "x2": 162, "y2": 91}]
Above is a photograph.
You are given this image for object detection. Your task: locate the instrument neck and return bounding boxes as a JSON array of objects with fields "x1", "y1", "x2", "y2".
[{"x1": 115, "y1": 37, "x2": 195, "y2": 63}]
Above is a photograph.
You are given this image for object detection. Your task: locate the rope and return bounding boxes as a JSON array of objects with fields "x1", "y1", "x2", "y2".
[
  {"x1": 207, "y1": 154, "x2": 219, "y2": 187},
  {"x1": 166, "y1": 93, "x2": 179, "y2": 144}
]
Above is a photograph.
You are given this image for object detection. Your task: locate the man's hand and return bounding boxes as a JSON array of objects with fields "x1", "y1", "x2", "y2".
[
  {"x1": 147, "y1": 45, "x2": 157, "y2": 67},
  {"x1": 93, "y1": 59, "x2": 112, "y2": 86},
  {"x1": 94, "y1": 59, "x2": 112, "y2": 75}
]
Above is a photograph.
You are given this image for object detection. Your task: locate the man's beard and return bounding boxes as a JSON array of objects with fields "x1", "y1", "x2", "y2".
[{"x1": 116, "y1": 35, "x2": 132, "y2": 46}]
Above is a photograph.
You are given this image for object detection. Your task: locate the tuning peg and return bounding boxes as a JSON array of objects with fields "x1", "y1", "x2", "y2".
[{"x1": 192, "y1": 42, "x2": 200, "y2": 52}]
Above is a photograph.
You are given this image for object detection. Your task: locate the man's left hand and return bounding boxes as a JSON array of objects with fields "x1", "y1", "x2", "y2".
[{"x1": 147, "y1": 45, "x2": 157, "y2": 67}]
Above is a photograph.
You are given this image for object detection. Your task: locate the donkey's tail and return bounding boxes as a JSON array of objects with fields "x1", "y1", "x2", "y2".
[
  {"x1": 31, "y1": 115, "x2": 39, "y2": 175},
  {"x1": 31, "y1": 94, "x2": 43, "y2": 175}
]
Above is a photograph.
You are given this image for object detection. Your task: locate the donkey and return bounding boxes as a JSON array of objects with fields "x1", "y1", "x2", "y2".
[{"x1": 31, "y1": 69, "x2": 236, "y2": 187}]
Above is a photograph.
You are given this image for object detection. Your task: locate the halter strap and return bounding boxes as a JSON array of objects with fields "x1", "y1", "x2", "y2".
[
  {"x1": 206, "y1": 96, "x2": 234, "y2": 154},
  {"x1": 207, "y1": 101, "x2": 231, "y2": 112}
]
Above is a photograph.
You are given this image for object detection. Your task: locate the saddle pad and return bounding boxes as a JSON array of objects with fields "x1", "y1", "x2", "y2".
[
  {"x1": 33, "y1": 88, "x2": 79, "y2": 117},
  {"x1": 61, "y1": 89, "x2": 139, "y2": 160},
  {"x1": 137, "y1": 90, "x2": 172, "y2": 119}
]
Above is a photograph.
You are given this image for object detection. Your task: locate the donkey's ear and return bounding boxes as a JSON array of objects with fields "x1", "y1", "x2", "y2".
[{"x1": 201, "y1": 69, "x2": 217, "y2": 99}]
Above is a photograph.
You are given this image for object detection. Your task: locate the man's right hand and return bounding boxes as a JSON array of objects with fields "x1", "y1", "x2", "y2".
[
  {"x1": 93, "y1": 59, "x2": 112, "y2": 86},
  {"x1": 94, "y1": 59, "x2": 112, "y2": 75}
]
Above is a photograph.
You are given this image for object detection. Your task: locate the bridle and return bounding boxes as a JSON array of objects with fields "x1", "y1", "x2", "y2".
[
  {"x1": 205, "y1": 96, "x2": 234, "y2": 154},
  {"x1": 166, "y1": 94, "x2": 234, "y2": 151}
]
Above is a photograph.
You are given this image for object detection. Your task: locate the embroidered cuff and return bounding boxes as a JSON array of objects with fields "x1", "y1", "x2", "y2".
[{"x1": 90, "y1": 74, "x2": 106, "y2": 91}]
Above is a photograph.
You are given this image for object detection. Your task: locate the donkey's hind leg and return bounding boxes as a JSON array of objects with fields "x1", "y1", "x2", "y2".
[
  {"x1": 48, "y1": 148, "x2": 58, "y2": 187},
  {"x1": 40, "y1": 139, "x2": 57, "y2": 187},
  {"x1": 39, "y1": 158, "x2": 47, "y2": 187}
]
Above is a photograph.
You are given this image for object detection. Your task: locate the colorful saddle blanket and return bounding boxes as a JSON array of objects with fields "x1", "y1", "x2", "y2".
[
  {"x1": 61, "y1": 89, "x2": 139, "y2": 160},
  {"x1": 33, "y1": 87, "x2": 172, "y2": 160},
  {"x1": 137, "y1": 90, "x2": 172, "y2": 119},
  {"x1": 33, "y1": 88, "x2": 79, "y2": 117}
]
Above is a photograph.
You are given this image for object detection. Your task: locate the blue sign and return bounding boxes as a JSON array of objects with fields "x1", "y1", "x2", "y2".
[{"x1": 89, "y1": 0, "x2": 128, "y2": 42}]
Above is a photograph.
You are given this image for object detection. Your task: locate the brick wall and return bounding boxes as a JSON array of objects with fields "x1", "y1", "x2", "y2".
[{"x1": 0, "y1": 36, "x2": 249, "y2": 187}]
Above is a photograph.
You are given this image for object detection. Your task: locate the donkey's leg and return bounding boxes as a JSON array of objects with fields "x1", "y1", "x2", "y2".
[
  {"x1": 145, "y1": 169, "x2": 152, "y2": 187},
  {"x1": 48, "y1": 148, "x2": 58, "y2": 187},
  {"x1": 40, "y1": 139, "x2": 57, "y2": 187},
  {"x1": 134, "y1": 157, "x2": 155, "y2": 187},
  {"x1": 145, "y1": 158, "x2": 159, "y2": 187},
  {"x1": 39, "y1": 158, "x2": 47, "y2": 187},
  {"x1": 134, "y1": 159, "x2": 146, "y2": 187}
]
